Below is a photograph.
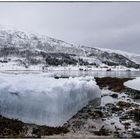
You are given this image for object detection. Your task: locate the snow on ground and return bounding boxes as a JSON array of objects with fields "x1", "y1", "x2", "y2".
[
  {"x1": 46, "y1": 65, "x2": 140, "y2": 72},
  {"x1": 124, "y1": 77, "x2": 140, "y2": 91},
  {"x1": 0, "y1": 74, "x2": 101, "y2": 126},
  {"x1": 0, "y1": 61, "x2": 44, "y2": 71},
  {"x1": 0, "y1": 57, "x2": 140, "y2": 71}
]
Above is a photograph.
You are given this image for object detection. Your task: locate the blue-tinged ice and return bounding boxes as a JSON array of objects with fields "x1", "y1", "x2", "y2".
[{"x1": 0, "y1": 74, "x2": 101, "y2": 126}]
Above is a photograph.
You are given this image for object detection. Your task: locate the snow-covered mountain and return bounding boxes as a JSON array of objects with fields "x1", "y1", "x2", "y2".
[{"x1": 0, "y1": 28, "x2": 140, "y2": 70}]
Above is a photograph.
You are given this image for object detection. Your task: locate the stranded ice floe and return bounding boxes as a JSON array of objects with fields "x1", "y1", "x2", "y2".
[{"x1": 0, "y1": 74, "x2": 101, "y2": 126}]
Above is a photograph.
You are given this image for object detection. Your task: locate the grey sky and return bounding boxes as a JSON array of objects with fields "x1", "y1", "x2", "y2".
[{"x1": 0, "y1": 2, "x2": 140, "y2": 54}]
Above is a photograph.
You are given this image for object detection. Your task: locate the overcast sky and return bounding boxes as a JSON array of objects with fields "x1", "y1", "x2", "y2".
[{"x1": 0, "y1": 2, "x2": 140, "y2": 54}]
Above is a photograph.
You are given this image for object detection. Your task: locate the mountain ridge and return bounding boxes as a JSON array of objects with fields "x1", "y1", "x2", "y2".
[{"x1": 0, "y1": 28, "x2": 140, "y2": 70}]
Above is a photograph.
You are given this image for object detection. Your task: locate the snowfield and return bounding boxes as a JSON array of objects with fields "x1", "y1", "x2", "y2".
[
  {"x1": 124, "y1": 77, "x2": 140, "y2": 91},
  {"x1": 0, "y1": 74, "x2": 101, "y2": 126}
]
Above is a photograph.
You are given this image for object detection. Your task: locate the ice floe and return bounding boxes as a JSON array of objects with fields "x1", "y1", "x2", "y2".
[
  {"x1": 124, "y1": 77, "x2": 140, "y2": 91},
  {"x1": 0, "y1": 74, "x2": 101, "y2": 126}
]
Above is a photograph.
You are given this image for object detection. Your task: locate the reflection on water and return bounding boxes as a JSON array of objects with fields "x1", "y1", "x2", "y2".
[
  {"x1": 50, "y1": 70, "x2": 140, "y2": 78},
  {"x1": 1, "y1": 70, "x2": 140, "y2": 78}
]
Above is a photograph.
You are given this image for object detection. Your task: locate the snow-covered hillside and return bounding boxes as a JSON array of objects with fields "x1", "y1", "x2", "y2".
[
  {"x1": 98, "y1": 47, "x2": 140, "y2": 64},
  {"x1": 0, "y1": 28, "x2": 140, "y2": 70}
]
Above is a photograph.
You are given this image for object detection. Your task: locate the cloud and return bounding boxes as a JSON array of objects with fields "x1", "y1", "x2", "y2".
[{"x1": 0, "y1": 2, "x2": 140, "y2": 54}]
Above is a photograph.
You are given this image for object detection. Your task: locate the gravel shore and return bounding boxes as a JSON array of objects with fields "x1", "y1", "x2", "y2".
[{"x1": 0, "y1": 77, "x2": 140, "y2": 138}]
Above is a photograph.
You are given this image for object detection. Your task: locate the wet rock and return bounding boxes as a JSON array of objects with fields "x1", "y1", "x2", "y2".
[
  {"x1": 127, "y1": 98, "x2": 131, "y2": 102},
  {"x1": 54, "y1": 76, "x2": 69, "y2": 79},
  {"x1": 111, "y1": 122, "x2": 115, "y2": 125},
  {"x1": 133, "y1": 94, "x2": 140, "y2": 99},
  {"x1": 102, "y1": 118, "x2": 106, "y2": 121},
  {"x1": 123, "y1": 122, "x2": 131, "y2": 130},
  {"x1": 118, "y1": 131, "x2": 132, "y2": 138},
  {"x1": 111, "y1": 106, "x2": 122, "y2": 113},
  {"x1": 95, "y1": 106, "x2": 106, "y2": 110},
  {"x1": 114, "y1": 131, "x2": 120, "y2": 138},
  {"x1": 105, "y1": 103, "x2": 122, "y2": 114},
  {"x1": 71, "y1": 121, "x2": 83, "y2": 129},
  {"x1": 106, "y1": 103, "x2": 116, "y2": 108},
  {"x1": 132, "y1": 128, "x2": 140, "y2": 138},
  {"x1": 110, "y1": 94, "x2": 118, "y2": 98},
  {"x1": 93, "y1": 126, "x2": 110, "y2": 136},
  {"x1": 128, "y1": 109, "x2": 140, "y2": 122},
  {"x1": 119, "y1": 115, "x2": 130, "y2": 121},
  {"x1": 126, "y1": 88, "x2": 140, "y2": 99},
  {"x1": 115, "y1": 125, "x2": 121, "y2": 131},
  {"x1": 117, "y1": 101, "x2": 132, "y2": 108},
  {"x1": 32, "y1": 126, "x2": 69, "y2": 137},
  {"x1": 92, "y1": 110, "x2": 104, "y2": 118}
]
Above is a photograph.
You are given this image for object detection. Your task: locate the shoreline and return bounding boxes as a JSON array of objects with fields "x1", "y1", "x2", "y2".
[{"x1": 0, "y1": 77, "x2": 140, "y2": 138}]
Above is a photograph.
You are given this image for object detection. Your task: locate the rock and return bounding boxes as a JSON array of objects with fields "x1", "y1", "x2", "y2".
[
  {"x1": 102, "y1": 118, "x2": 106, "y2": 121},
  {"x1": 106, "y1": 103, "x2": 116, "y2": 108},
  {"x1": 110, "y1": 94, "x2": 118, "y2": 98},
  {"x1": 111, "y1": 122, "x2": 115, "y2": 125},
  {"x1": 111, "y1": 107, "x2": 122, "y2": 113},
  {"x1": 132, "y1": 132, "x2": 140, "y2": 138},
  {"x1": 115, "y1": 125, "x2": 121, "y2": 131},
  {"x1": 93, "y1": 110, "x2": 104, "y2": 118},
  {"x1": 114, "y1": 131, "x2": 120, "y2": 138},
  {"x1": 119, "y1": 115, "x2": 130, "y2": 121},
  {"x1": 132, "y1": 128, "x2": 140, "y2": 138},
  {"x1": 123, "y1": 122, "x2": 131, "y2": 130},
  {"x1": 126, "y1": 88, "x2": 140, "y2": 99},
  {"x1": 93, "y1": 126, "x2": 110, "y2": 136},
  {"x1": 117, "y1": 101, "x2": 131, "y2": 108},
  {"x1": 128, "y1": 109, "x2": 140, "y2": 122}
]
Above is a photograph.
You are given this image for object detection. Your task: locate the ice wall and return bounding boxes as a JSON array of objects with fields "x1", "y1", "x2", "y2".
[{"x1": 0, "y1": 74, "x2": 101, "y2": 126}]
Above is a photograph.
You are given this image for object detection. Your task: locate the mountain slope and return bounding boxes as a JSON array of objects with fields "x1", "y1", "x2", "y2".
[
  {"x1": 98, "y1": 47, "x2": 140, "y2": 64},
  {"x1": 0, "y1": 28, "x2": 140, "y2": 70}
]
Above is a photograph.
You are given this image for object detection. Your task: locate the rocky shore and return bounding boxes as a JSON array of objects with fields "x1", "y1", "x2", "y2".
[{"x1": 0, "y1": 77, "x2": 140, "y2": 138}]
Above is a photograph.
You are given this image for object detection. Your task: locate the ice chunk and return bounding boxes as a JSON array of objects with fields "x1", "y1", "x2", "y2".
[
  {"x1": 124, "y1": 77, "x2": 140, "y2": 91},
  {"x1": 0, "y1": 74, "x2": 101, "y2": 126}
]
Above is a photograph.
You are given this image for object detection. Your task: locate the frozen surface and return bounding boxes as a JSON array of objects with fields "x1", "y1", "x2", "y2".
[
  {"x1": 0, "y1": 74, "x2": 101, "y2": 126},
  {"x1": 124, "y1": 77, "x2": 140, "y2": 91}
]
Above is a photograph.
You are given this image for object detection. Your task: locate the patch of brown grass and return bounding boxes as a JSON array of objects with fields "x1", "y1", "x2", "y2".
[
  {"x1": 117, "y1": 101, "x2": 132, "y2": 108},
  {"x1": 128, "y1": 109, "x2": 140, "y2": 123},
  {"x1": 0, "y1": 115, "x2": 69, "y2": 138},
  {"x1": 95, "y1": 77, "x2": 133, "y2": 92},
  {"x1": 32, "y1": 126, "x2": 69, "y2": 137},
  {"x1": 0, "y1": 115, "x2": 25, "y2": 138}
]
